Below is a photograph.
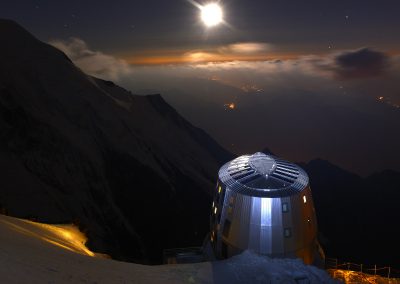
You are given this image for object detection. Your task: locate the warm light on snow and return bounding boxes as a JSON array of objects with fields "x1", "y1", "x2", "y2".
[
  {"x1": 3, "y1": 218, "x2": 95, "y2": 257},
  {"x1": 328, "y1": 269, "x2": 395, "y2": 283}
]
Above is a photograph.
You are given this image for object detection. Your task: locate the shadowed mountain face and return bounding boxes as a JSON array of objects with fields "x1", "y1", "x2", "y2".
[
  {"x1": 300, "y1": 159, "x2": 400, "y2": 267},
  {"x1": 0, "y1": 19, "x2": 233, "y2": 263}
]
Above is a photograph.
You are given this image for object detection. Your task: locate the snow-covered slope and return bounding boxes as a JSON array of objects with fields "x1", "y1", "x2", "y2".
[
  {"x1": 0, "y1": 214, "x2": 337, "y2": 284},
  {"x1": 0, "y1": 19, "x2": 232, "y2": 263}
]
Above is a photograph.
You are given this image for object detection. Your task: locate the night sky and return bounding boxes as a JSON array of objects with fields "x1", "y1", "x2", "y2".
[
  {"x1": 1, "y1": 0, "x2": 400, "y2": 175},
  {"x1": 2, "y1": 0, "x2": 400, "y2": 64}
]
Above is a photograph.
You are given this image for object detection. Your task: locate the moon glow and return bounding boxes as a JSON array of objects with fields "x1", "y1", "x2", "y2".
[{"x1": 201, "y1": 3, "x2": 223, "y2": 27}]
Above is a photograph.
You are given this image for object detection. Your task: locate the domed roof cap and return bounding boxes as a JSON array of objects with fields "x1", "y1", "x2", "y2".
[{"x1": 218, "y1": 152, "x2": 309, "y2": 197}]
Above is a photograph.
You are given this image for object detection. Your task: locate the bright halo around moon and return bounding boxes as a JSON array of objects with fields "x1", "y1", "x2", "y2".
[{"x1": 201, "y1": 3, "x2": 223, "y2": 27}]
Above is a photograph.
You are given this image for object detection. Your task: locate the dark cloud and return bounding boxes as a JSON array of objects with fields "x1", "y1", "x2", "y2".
[{"x1": 333, "y1": 48, "x2": 389, "y2": 79}]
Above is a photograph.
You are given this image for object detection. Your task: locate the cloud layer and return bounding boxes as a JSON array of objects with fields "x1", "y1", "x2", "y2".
[
  {"x1": 50, "y1": 38, "x2": 399, "y2": 105},
  {"x1": 50, "y1": 38, "x2": 132, "y2": 81},
  {"x1": 49, "y1": 37, "x2": 400, "y2": 174}
]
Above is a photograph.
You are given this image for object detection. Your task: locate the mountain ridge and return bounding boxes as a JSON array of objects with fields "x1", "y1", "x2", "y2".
[
  {"x1": 0, "y1": 19, "x2": 232, "y2": 263},
  {"x1": 299, "y1": 158, "x2": 399, "y2": 267}
]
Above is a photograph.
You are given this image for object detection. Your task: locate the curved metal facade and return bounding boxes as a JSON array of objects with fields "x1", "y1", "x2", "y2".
[{"x1": 210, "y1": 152, "x2": 323, "y2": 265}]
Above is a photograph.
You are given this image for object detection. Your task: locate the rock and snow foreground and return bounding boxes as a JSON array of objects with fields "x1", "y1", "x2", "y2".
[{"x1": 0, "y1": 214, "x2": 337, "y2": 284}]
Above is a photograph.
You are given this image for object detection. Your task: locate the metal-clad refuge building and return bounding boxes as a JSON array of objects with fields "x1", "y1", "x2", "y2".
[{"x1": 209, "y1": 152, "x2": 324, "y2": 265}]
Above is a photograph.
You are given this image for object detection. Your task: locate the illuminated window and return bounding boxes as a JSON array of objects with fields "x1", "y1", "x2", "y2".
[
  {"x1": 282, "y1": 202, "x2": 289, "y2": 213},
  {"x1": 303, "y1": 195, "x2": 307, "y2": 204},
  {"x1": 218, "y1": 186, "x2": 222, "y2": 194},
  {"x1": 284, "y1": 228, "x2": 292, "y2": 238},
  {"x1": 214, "y1": 207, "x2": 218, "y2": 214}
]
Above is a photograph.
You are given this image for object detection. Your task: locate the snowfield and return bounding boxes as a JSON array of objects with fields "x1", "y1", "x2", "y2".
[{"x1": 0, "y1": 214, "x2": 337, "y2": 283}]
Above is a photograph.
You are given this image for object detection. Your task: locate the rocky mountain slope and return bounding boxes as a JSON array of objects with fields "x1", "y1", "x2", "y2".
[{"x1": 0, "y1": 19, "x2": 232, "y2": 263}]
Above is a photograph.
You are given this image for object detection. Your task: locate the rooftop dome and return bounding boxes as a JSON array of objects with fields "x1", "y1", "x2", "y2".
[{"x1": 218, "y1": 152, "x2": 309, "y2": 197}]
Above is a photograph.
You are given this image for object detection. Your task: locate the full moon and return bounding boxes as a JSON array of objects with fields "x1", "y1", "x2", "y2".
[{"x1": 201, "y1": 3, "x2": 223, "y2": 27}]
